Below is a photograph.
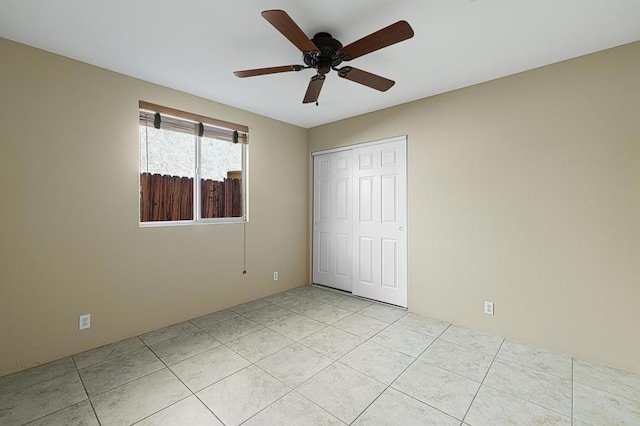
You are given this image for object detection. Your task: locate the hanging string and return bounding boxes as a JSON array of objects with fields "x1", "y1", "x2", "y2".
[
  {"x1": 144, "y1": 112, "x2": 149, "y2": 172},
  {"x1": 242, "y1": 222, "x2": 247, "y2": 274}
]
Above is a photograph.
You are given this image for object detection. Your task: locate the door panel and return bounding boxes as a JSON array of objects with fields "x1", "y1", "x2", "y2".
[
  {"x1": 359, "y1": 177, "x2": 374, "y2": 222},
  {"x1": 352, "y1": 138, "x2": 407, "y2": 307},
  {"x1": 381, "y1": 238, "x2": 398, "y2": 289},
  {"x1": 359, "y1": 152, "x2": 374, "y2": 169},
  {"x1": 382, "y1": 147, "x2": 398, "y2": 166},
  {"x1": 336, "y1": 178, "x2": 349, "y2": 220},
  {"x1": 318, "y1": 232, "x2": 330, "y2": 273},
  {"x1": 319, "y1": 178, "x2": 331, "y2": 220},
  {"x1": 335, "y1": 233, "x2": 350, "y2": 277},
  {"x1": 381, "y1": 174, "x2": 397, "y2": 223},
  {"x1": 313, "y1": 151, "x2": 353, "y2": 291},
  {"x1": 359, "y1": 236, "x2": 375, "y2": 285}
]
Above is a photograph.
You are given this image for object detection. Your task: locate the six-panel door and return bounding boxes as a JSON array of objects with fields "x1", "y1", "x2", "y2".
[
  {"x1": 312, "y1": 137, "x2": 407, "y2": 307},
  {"x1": 313, "y1": 150, "x2": 353, "y2": 291},
  {"x1": 352, "y1": 139, "x2": 407, "y2": 307}
]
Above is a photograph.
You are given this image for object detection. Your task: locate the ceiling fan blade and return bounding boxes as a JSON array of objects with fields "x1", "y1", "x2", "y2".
[
  {"x1": 234, "y1": 65, "x2": 304, "y2": 78},
  {"x1": 339, "y1": 20, "x2": 414, "y2": 61},
  {"x1": 337, "y1": 67, "x2": 395, "y2": 91},
  {"x1": 262, "y1": 10, "x2": 320, "y2": 54},
  {"x1": 303, "y1": 74, "x2": 325, "y2": 104}
]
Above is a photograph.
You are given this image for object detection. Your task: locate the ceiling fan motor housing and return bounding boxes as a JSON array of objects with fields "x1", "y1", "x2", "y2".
[{"x1": 304, "y1": 32, "x2": 343, "y2": 74}]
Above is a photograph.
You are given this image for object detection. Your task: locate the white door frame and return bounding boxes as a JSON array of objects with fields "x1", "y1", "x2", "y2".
[{"x1": 312, "y1": 135, "x2": 408, "y2": 307}]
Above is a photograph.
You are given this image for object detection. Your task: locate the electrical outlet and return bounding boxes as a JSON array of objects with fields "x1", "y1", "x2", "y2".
[
  {"x1": 273, "y1": 271, "x2": 279, "y2": 281},
  {"x1": 79, "y1": 314, "x2": 91, "y2": 330},
  {"x1": 484, "y1": 301, "x2": 494, "y2": 316}
]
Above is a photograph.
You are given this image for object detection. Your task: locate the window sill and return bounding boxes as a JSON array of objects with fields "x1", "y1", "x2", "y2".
[{"x1": 139, "y1": 217, "x2": 247, "y2": 228}]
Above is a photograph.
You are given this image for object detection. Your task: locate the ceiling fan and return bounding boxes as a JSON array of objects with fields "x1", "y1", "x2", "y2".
[{"x1": 234, "y1": 10, "x2": 414, "y2": 104}]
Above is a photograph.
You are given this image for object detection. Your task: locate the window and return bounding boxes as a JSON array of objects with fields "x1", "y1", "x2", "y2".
[{"x1": 139, "y1": 101, "x2": 248, "y2": 225}]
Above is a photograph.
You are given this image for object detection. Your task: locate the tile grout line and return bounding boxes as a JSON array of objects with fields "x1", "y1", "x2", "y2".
[
  {"x1": 150, "y1": 331, "x2": 244, "y2": 422},
  {"x1": 0, "y1": 361, "x2": 73, "y2": 398},
  {"x1": 0, "y1": 362, "x2": 91, "y2": 425},
  {"x1": 474, "y1": 378, "x2": 575, "y2": 420},
  {"x1": 72, "y1": 336, "x2": 147, "y2": 370},
  {"x1": 137, "y1": 336, "x2": 227, "y2": 425},
  {"x1": 566, "y1": 367, "x2": 639, "y2": 405},
  {"x1": 376, "y1": 323, "x2": 458, "y2": 420},
  {"x1": 460, "y1": 337, "x2": 505, "y2": 424},
  {"x1": 236, "y1": 366, "x2": 296, "y2": 424},
  {"x1": 236, "y1": 364, "x2": 344, "y2": 426},
  {"x1": 221, "y1": 313, "x2": 299, "y2": 360},
  {"x1": 344, "y1": 320, "x2": 453, "y2": 424},
  {"x1": 234, "y1": 293, "x2": 402, "y2": 425},
  {"x1": 203, "y1": 302, "x2": 302, "y2": 420},
  {"x1": 476, "y1": 355, "x2": 576, "y2": 419},
  {"x1": 216, "y1": 292, "x2": 355, "y2": 425},
  {"x1": 71, "y1": 356, "x2": 103, "y2": 426},
  {"x1": 571, "y1": 356, "x2": 574, "y2": 426},
  {"x1": 17, "y1": 367, "x2": 103, "y2": 426},
  {"x1": 333, "y1": 315, "x2": 401, "y2": 423},
  {"x1": 491, "y1": 355, "x2": 573, "y2": 381},
  {"x1": 148, "y1": 330, "x2": 228, "y2": 367},
  {"x1": 76, "y1": 344, "x2": 168, "y2": 398}
]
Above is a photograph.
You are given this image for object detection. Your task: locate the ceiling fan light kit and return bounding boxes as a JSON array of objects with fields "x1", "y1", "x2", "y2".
[{"x1": 234, "y1": 10, "x2": 414, "y2": 104}]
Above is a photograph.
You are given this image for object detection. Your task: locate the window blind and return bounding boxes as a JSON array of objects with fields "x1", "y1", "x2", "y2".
[{"x1": 139, "y1": 102, "x2": 249, "y2": 144}]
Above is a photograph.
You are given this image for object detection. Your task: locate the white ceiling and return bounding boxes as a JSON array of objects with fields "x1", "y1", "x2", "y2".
[{"x1": 1, "y1": 1, "x2": 639, "y2": 129}]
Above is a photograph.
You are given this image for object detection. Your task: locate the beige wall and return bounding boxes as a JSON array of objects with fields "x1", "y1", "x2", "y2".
[
  {"x1": 308, "y1": 42, "x2": 640, "y2": 374},
  {"x1": 0, "y1": 38, "x2": 309, "y2": 376}
]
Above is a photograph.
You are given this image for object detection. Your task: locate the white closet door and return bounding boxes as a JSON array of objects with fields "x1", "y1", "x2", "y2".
[
  {"x1": 352, "y1": 138, "x2": 407, "y2": 307},
  {"x1": 312, "y1": 150, "x2": 353, "y2": 292}
]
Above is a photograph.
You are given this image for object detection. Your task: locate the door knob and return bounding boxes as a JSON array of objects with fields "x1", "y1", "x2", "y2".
[{"x1": 399, "y1": 226, "x2": 404, "y2": 231}]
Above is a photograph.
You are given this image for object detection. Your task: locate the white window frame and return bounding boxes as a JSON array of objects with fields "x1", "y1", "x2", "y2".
[{"x1": 138, "y1": 104, "x2": 248, "y2": 227}]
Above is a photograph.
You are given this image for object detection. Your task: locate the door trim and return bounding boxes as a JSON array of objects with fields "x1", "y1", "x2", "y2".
[{"x1": 311, "y1": 135, "x2": 408, "y2": 157}]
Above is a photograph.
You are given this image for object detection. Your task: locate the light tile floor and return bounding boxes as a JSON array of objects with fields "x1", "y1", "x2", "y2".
[{"x1": 1, "y1": 285, "x2": 639, "y2": 425}]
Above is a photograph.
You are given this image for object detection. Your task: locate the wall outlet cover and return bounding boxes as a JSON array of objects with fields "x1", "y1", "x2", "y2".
[
  {"x1": 273, "y1": 272, "x2": 279, "y2": 281},
  {"x1": 484, "y1": 301, "x2": 494, "y2": 316},
  {"x1": 79, "y1": 314, "x2": 91, "y2": 330}
]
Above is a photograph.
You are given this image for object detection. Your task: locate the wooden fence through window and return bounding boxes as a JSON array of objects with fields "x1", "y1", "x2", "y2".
[{"x1": 140, "y1": 173, "x2": 242, "y2": 222}]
